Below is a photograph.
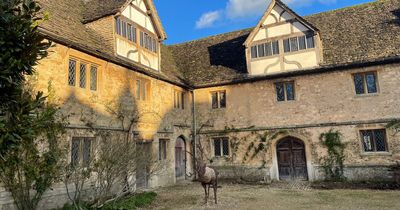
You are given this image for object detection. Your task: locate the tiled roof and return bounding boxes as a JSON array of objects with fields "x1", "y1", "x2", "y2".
[{"x1": 168, "y1": 0, "x2": 400, "y2": 86}]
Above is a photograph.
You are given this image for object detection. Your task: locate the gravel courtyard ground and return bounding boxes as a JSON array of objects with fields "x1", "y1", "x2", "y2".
[{"x1": 147, "y1": 182, "x2": 400, "y2": 210}]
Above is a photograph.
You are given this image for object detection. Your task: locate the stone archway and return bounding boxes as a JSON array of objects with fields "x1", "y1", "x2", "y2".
[
  {"x1": 276, "y1": 137, "x2": 308, "y2": 181},
  {"x1": 175, "y1": 136, "x2": 186, "y2": 180}
]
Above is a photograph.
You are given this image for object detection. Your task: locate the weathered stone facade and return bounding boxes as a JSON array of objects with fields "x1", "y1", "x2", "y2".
[{"x1": 1, "y1": 0, "x2": 400, "y2": 209}]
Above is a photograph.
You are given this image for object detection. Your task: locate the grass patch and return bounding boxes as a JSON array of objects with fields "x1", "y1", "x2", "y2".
[
  {"x1": 59, "y1": 192, "x2": 157, "y2": 210},
  {"x1": 101, "y1": 192, "x2": 157, "y2": 210}
]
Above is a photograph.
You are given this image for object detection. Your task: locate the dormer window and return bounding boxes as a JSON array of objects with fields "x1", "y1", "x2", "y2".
[
  {"x1": 251, "y1": 40, "x2": 279, "y2": 59},
  {"x1": 283, "y1": 34, "x2": 315, "y2": 53},
  {"x1": 115, "y1": 17, "x2": 137, "y2": 43},
  {"x1": 140, "y1": 31, "x2": 157, "y2": 53}
]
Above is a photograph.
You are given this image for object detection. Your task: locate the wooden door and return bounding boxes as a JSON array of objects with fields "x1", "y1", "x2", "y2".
[
  {"x1": 277, "y1": 138, "x2": 308, "y2": 181},
  {"x1": 175, "y1": 137, "x2": 186, "y2": 178}
]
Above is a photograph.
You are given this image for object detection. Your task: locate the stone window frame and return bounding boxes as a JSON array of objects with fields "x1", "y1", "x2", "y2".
[
  {"x1": 210, "y1": 90, "x2": 227, "y2": 109},
  {"x1": 357, "y1": 126, "x2": 391, "y2": 156},
  {"x1": 274, "y1": 80, "x2": 296, "y2": 102},
  {"x1": 135, "y1": 77, "x2": 151, "y2": 102},
  {"x1": 352, "y1": 71, "x2": 380, "y2": 96},
  {"x1": 283, "y1": 33, "x2": 315, "y2": 53},
  {"x1": 213, "y1": 137, "x2": 230, "y2": 157},
  {"x1": 173, "y1": 89, "x2": 185, "y2": 110},
  {"x1": 70, "y1": 136, "x2": 95, "y2": 167},
  {"x1": 68, "y1": 57, "x2": 100, "y2": 92},
  {"x1": 158, "y1": 139, "x2": 168, "y2": 161}
]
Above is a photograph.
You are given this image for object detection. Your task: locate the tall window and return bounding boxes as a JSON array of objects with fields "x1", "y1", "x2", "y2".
[
  {"x1": 79, "y1": 63, "x2": 86, "y2": 88},
  {"x1": 174, "y1": 90, "x2": 185, "y2": 109},
  {"x1": 136, "y1": 78, "x2": 150, "y2": 101},
  {"x1": 68, "y1": 59, "x2": 76, "y2": 86},
  {"x1": 68, "y1": 58, "x2": 99, "y2": 91},
  {"x1": 159, "y1": 139, "x2": 167, "y2": 160},
  {"x1": 284, "y1": 34, "x2": 315, "y2": 53},
  {"x1": 71, "y1": 137, "x2": 94, "y2": 166},
  {"x1": 360, "y1": 129, "x2": 387, "y2": 152},
  {"x1": 251, "y1": 40, "x2": 279, "y2": 59},
  {"x1": 353, "y1": 72, "x2": 378, "y2": 95},
  {"x1": 140, "y1": 31, "x2": 157, "y2": 53},
  {"x1": 90, "y1": 66, "x2": 98, "y2": 91},
  {"x1": 214, "y1": 137, "x2": 229, "y2": 157},
  {"x1": 275, "y1": 81, "x2": 295, "y2": 101},
  {"x1": 115, "y1": 17, "x2": 137, "y2": 43},
  {"x1": 211, "y1": 90, "x2": 226, "y2": 109}
]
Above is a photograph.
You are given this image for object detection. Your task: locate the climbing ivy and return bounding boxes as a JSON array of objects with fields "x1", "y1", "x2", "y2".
[{"x1": 319, "y1": 130, "x2": 346, "y2": 181}]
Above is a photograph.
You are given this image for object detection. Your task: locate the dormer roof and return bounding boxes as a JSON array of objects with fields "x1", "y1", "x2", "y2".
[
  {"x1": 244, "y1": 0, "x2": 319, "y2": 47},
  {"x1": 82, "y1": 0, "x2": 167, "y2": 40}
]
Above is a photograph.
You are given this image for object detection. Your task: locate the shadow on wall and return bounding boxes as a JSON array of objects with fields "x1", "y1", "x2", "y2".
[{"x1": 207, "y1": 34, "x2": 249, "y2": 73}]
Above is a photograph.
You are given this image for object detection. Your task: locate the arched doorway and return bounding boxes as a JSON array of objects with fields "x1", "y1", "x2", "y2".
[
  {"x1": 277, "y1": 137, "x2": 308, "y2": 181},
  {"x1": 175, "y1": 137, "x2": 186, "y2": 180}
]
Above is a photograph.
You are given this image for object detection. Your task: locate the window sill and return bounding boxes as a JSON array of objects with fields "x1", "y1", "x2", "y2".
[
  {"x1": 354, "y1": 93, "x2": 379, "y2": 98},
  {"x1": 360, "y1": 152, "x2": 392, "y2": 157}
]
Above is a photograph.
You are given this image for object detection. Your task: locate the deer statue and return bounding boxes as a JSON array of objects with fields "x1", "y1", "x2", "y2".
[{"x1": 195, "y1": 158, "x2": 219, "y2": 204}]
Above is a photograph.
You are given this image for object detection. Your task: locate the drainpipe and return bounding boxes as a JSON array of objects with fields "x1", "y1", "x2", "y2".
[{"x1": 191, "y1": 90, "x2": 197, "y2": 179}]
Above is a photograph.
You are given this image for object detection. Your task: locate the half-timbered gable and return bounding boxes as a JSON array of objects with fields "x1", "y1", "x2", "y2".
[{"x1": 244, "y1": 0, "x2": 322, "y2": 75}]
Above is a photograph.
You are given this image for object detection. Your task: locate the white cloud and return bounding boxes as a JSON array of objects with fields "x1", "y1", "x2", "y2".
[
  {"x1": 226, "y1": 0, "x2": 270, "y2": 19},
  {"x1": 195, "y1": 11, "x2": 222, "y2": 29}
]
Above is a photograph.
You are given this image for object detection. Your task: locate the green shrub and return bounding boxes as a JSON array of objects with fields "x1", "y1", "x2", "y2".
[{"x1": 101, "y1": 192, "x2": 157, "y2": 210}]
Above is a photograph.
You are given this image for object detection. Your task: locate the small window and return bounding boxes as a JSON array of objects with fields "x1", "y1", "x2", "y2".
[
  {"x1": 353, "y1": 72, "x2": 378, "y2": 95},
  {"x1": 257, "y1": 44, "x2": 265, "y2": 57},
  {"x1": 211, "y1": 90, "x2": 226, "y2": 109},
  {"x1": 251, "y1": 46, "x2": 258, "y2": 58},
  {"x1": 275, "y1": 81, "x2": 295, "y2": 102},
  {"x1": 360, "y1": 129, "x2": 387, "y2": 152},
  {"x1": 298, "y1": 36, "x2": 306, "y2": 50},
  {"x1": 174, "y1": 90, "x2": 185, "y2": 109},
  {"x1": 115, "y1": 17, "x2": 121, "y2": 35},
  {"x1": 283, "y1": 39, "x2": 291, "y2": 53},
  {"x1": 90, "y1": 66, "x2": 97, "y2": 91},
  {"x1": 306, "y1": 35, "x2": 315, "y2": 48},
  {"x1": 214, "y1": 137, "x2": 229, "y2": 157},
  {"x1": 272, "y1": 41, "x2": 279, "y2": 55},
  {"x1": 136, "y1": 78, "x2": 150, "y2": 101},
  {"x1": 79, "y1": 63, "x2": 86, "y2": 88},
  {"x1": 289, "y1": 37, "x2": 299, "y2": 52},
  {"x1": 71, "y1": 137, "x2": 94, "y2": 166},
  {"x1": 159, "y1": 139, "x2": 167, "y2": 160},
  {"x1": 140, "y1": 31, "x2": 157, "y2": 53},
  {"x1": 68, "y1": 59, "x2": 76, "y2": 86},
  {"x1": 265, "y1": 42, "x2": 272, "y2": 56},
  {"x1": 284, "y1": 34, "x2": 315, "y2": 53}
]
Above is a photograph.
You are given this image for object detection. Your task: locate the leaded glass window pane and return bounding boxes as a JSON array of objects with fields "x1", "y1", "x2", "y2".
[
  {"x1": 115, "y1": 17, "x2": 121, "y2": 35},
  {"x1": 374, "y1": 130, "x2": 386, "y2": 152},
  {"x1": 214, "y1": 139, "x2": 221, "y2": 156},
  {"x1": 286, "y1": 82, "x2": 295, "y2": 101},
  {"x1": 306, "y1": 35, "x2": 315, "y2": 48},
  {"x1": 83, "y1": 138, "x2": 92, "y2": 166},
  {"x1": 354, "y1": 74, "x2": 365, "y2": 94},
  {"x1": 71, "y1": 138, "x2": 80, "y2": 166},
  {"x1": 68, "y1": 59, "x2": 76, "y2": 86},
  {"x1": 265, "y1": 42, "x2": 272, "y2": 56},
  {"x1": 276, "y1": 83, "x2": 285, "y2": 102},
  {"x1": 283, "y1": 39, "x2": 290, "y2": 53},
  {"x1": 361, "y1": 130, "x2": 374, "y2": 152},
  {"x1": 219, "y1": 91, "x2": 226, "y2": 108},
  {"x1": 90, "y1": 66, "x2": 97, "y2": 91},
  {"x1": 212, "y1": 92, "x2": 218, "y2": 109},
  {"x1": 298, "y1": 36, "x2": 306, "y2": 50},
  {"x1": 132, "y1": 26, "x2": 137, "y2": 43},
  {"x1": 181, "y1": 92, "x2": 185, "y2": 109},
  {"x1": 136, "y1": 80, "x2": 141, "y2": 100},
  {"x1": 251, "y1": 46, "x2": 258, "y2": 58},
  {"x1": 290, "y1": 37, "x2": 299, "y2": 52},
  {"x1": 272, "y1": 41, "x2": 279, "y2": 55},
  {"x1": 79, "y1": 63, "x2": 86, "y2": 88},
  {"x1": 222, "y1": 139, "x2": 229, "y2": 156},
  {"x1": 258, "y1": 44, "x2": 265, "y2": 57},
  {"x1": 366, "y1": 73, "x2": 377, "y2": 93},
  {"x1": 127, "y1": 24, "x2": 132, "y2": 41}
]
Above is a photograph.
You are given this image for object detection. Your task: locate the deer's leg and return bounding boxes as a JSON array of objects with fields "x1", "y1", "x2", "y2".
[
  {"x1": 202, "y1": 183, "x2": 207, "y2": 204},
  {"x1": 214, "y1": 180, "x2": 218, "y2": 204}
]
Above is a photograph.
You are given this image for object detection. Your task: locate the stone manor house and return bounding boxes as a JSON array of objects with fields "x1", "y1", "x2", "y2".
[{"x1": 1, "y1": 0, "x2": 400, "y2": 208}]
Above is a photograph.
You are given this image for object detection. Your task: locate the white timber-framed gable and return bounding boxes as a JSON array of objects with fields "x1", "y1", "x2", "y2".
[
  {"x1": 114, "y1": 0, "x2": 166, "y2": 71},
  {"x1": 244, "y1": 0, "x2": 323, "y2": 76}
]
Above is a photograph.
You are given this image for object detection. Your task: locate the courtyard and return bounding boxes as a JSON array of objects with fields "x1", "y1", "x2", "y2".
[{"x1": 148, "y1": 182, "x2": 400, "y2": 210}]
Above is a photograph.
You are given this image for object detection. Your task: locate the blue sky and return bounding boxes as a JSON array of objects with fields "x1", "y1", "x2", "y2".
[{"x1": 154, "y1": 0, "x2": 374, "y2": 45}]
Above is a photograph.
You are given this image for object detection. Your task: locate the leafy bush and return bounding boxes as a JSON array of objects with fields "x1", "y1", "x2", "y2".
[
  {"x1": 101, "y1": 192, "x2": 157, "y2": 210},
  {"x1": 319, "y1": 130, "x2": 346, "y2": 181}
]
